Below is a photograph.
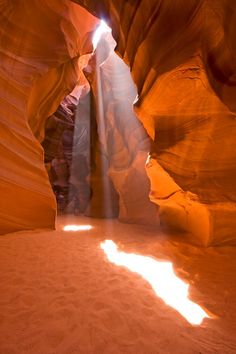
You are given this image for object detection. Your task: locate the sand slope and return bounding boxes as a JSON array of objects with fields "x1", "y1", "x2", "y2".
[{"x1": 0, "y1": 216, "x2": 236, "y2": 353}]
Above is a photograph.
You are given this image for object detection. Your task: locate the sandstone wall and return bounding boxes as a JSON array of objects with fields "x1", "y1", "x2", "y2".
[
  {"x1": 0, "y1": 0, "x2": 97, "y2": 233},
  {"x1": 74, "y1": 0, "x2": 236, "y2": 245}
]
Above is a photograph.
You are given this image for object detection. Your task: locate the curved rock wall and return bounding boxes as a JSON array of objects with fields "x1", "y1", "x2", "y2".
[
  {"x1": 74, "y1": 0, "x2": 236, "y2": 245},
  {"x1": 0, "y1": 0, "x2": 97, "y2": 233}
]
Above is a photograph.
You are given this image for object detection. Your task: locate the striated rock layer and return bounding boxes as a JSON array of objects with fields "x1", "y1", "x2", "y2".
[
  {"x1": 74, "y1": 0, "x2": 236, "y2": 245},
  {"x1": 0, "y1": 0, "x2": 98, "y2": 233}
]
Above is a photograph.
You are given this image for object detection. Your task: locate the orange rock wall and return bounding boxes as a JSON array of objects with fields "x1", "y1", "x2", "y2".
[
  {"x1": 74, "y1": 0, "x2": 236, "y2": 245},
  {"x1": 0, "y1": 0, "x2": 97, "y2": 233}
]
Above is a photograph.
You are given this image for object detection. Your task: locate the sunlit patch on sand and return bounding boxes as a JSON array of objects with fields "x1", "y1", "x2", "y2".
[
  {"x1": 63, "y1": 225, "x2": 93, "y2": 231},
  {"x1": 101, "y1": 240, "x2": 210, "y2": 325}
]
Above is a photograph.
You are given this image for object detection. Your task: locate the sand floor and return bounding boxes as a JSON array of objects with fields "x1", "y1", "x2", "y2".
[{"x1": 0, "y1": 215, "x2": 236, "y2": 354}]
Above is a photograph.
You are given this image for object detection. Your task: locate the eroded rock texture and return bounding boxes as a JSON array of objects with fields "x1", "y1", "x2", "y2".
[
  {"x1": 0, "y1": 0, "x2": 97, "y2": 233},
  {"x1": 74, "y1": 0, "x2": 236, "y2": 245}
]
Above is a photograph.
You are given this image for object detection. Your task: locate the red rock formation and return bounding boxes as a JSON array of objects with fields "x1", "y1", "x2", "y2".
[
  {"x1": 73, "y1": 0, "x2": 236, "y2": 245},
  {"x1": 0, "y1": 0, "x2": 98, "y2": 233}
]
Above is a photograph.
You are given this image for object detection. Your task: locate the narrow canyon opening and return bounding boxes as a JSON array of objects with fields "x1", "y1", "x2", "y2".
[{"x1": 42, "y1": 19, "x2": 157, "y2": 227}]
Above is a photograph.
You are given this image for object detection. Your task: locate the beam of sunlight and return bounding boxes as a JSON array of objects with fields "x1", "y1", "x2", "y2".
[
  {"x1": 63, "y1": 225, "x2": 93, "y2": 231},
  {"x1": 101, "y1": 240, "x2": 210, "y2": 325},
  {"x1": 93, "y1": 19, "x2": 116, "y2": 222},
  {"x1": 92, "y1": 20, "x2": 111, "y2": 50}
]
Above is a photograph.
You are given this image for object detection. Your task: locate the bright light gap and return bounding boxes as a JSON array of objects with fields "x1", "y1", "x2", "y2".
[
  {"x1": 92, "y1": 19, "x2": 111, "y2": 50},
  {"x1": 63, "y1": 225, "x2": 93, "y2": 231},
  {"x1": 101, "y1": 240, "x2": 210, "y2": 326}
]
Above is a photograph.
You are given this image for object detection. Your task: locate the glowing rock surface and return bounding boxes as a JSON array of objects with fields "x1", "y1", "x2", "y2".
[
  {"x1": 0, "y1": 0, "x2": 98, "y2": 233},
  {"x1": 75, "y1": 0, "x2": 236, "y2": 245}
]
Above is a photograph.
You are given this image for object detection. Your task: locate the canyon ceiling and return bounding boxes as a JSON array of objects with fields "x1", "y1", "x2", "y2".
[{"x1": 0, "y1": 0, "x2": 236, "y2": 246}]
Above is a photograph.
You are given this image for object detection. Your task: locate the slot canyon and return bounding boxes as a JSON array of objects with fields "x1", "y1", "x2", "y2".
[{"x1": 0, "y1": 1, "x2": 236, "y2": 353}]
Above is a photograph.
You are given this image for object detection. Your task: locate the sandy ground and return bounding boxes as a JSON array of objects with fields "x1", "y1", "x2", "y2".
[{"x1": 0, "y1": 215, "x2": 236, "y2": 354}]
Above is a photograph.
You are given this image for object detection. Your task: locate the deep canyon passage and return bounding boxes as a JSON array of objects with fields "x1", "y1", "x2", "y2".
[{"x1": 1, "y1": 1, "x2": 236, "y2": 353}]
